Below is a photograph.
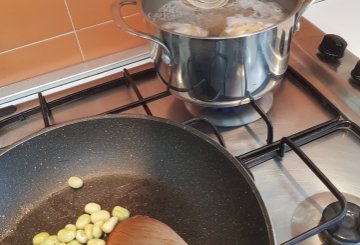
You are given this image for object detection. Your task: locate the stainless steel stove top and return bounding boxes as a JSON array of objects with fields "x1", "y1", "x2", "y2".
[
  {"x1": 1, "y1": 19, "x2": 360, "y2": 244},
  {"x1": 0, "y1": 65, "x2": 341, "y2": 153}
]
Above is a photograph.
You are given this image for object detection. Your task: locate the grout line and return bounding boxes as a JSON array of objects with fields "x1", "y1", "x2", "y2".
[
  {"x1": 0, "y1": 32, "x2": 75, "y2": 56},
  {"x1": 77, "y1": 13, "x2": 141, "y2": 31},
  {"x1": 63, "y1": 0, "x2": 86, "y2": 61},
  {"x1": 78, "y1": 20, "x2": 114, "y2": 31}
]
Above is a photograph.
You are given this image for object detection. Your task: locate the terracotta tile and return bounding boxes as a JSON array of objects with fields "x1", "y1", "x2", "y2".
[
  {"x1": 0, "y1": 0, "x2": 73, "y2": 52},
  {"x1": 0, "y1": 34, "x2": 82, "y2": 87},
  {"x1": 77, "y1": 14, "x2": 149, "y2": 61},
  {"x1": 67, "y1": 0, "x2": 140, "y2": 30}
]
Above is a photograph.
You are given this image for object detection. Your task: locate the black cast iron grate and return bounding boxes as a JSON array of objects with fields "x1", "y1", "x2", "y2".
[
  {"x1": 0, "y1": 65, "x2": 341, "y2": 143},
  {"x1": 239, "y1": 120, "x2": 360, "y2": 245}
]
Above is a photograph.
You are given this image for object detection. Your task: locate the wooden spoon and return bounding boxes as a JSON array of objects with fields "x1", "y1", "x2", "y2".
[{"x1": 107, "y1": 215, "x2": 188, "y2": 245}]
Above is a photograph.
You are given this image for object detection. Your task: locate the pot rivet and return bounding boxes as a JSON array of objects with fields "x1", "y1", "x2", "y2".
[{"x1": 161, "y1": 54, "x2": 171, "y2": 65}]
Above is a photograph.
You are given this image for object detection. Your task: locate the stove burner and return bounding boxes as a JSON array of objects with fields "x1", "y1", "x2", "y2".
[
  {"x1": 184, "y1": 93, "x2": 273, "y2": 127},
  {"x1": 320, "y1": 202, "x2": 360, "y2": 245},
  {"x1": 291, "y1": 192, "x2": 360, "y2": 245}
]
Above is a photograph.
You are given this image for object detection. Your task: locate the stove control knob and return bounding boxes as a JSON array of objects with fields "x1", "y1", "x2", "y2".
[
  {"x1": 318, "y1": 34, "x2": 348, "y2": 59},
  {"x1": 351, "y1": 61, "x2": 360, "y2": 82}
]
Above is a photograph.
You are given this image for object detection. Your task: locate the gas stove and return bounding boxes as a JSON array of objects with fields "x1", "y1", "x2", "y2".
[{"x1": 1, "y1": 19, "x2": 360, "y2": 244}]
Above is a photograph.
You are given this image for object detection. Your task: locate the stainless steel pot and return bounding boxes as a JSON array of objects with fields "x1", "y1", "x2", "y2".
[{"x1": 112, "y1": 0, "x2": 323, "y2": 107}]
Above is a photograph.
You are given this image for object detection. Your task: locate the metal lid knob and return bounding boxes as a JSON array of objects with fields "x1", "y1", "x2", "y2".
[
  {"x1": 351, "y1": 61, "x2": 360, "y2": 82},
  {"x1": 318, "y1": 34, "x2": 348, "y2": 59}
]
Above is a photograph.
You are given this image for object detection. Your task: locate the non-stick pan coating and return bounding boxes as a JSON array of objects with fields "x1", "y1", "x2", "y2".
[{"x1": 0, "y1": 115, "x2": 273, "y2": 244}]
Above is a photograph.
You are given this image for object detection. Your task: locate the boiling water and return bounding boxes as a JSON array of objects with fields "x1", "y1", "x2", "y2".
[{"x1": 150, "y1": 0, "x2": 288, "y2": 37}]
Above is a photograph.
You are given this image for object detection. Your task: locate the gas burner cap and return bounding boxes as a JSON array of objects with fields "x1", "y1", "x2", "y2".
[
  {"x1": 291, "y1": 193, "x2": 360, "y2": 245},
  {"x1": 184, "y1": 93, "x2": 273, "y2": 127},
  {"x1": 320, "y1": 202, "x2": 360, "y2": 245}
]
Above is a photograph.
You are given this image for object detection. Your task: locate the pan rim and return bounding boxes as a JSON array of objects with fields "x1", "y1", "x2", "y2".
[{"x1": 0, "y1": 114, "x2": 275, "y2": 244}]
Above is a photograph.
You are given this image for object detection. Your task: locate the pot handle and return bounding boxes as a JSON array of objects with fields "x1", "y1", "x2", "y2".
[
  {"x1": 294, "y1": 0, "x2": 325, "y2": 31},
  {"x1": 111, "y1": 0, "x2": 173, "y2": 64}
]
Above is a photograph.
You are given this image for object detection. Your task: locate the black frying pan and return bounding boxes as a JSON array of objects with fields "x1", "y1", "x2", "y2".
[{"x1": 0, "y1": 115, "x2": 273, "y2": 244}]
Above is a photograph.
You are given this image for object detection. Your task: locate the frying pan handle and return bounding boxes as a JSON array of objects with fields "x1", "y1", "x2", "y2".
[
  {"x1": 111, "y1": 0, "x2": 173, "y2": 65},
  {"x1": 294, "y1": 0, "x2": 325, "y2": 31}
]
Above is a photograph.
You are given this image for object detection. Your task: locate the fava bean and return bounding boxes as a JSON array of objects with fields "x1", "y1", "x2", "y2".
[
  {"x1": 65, "y1": 224, "x2": 76, "y2": 231},
  {"x1": 75, "y1": 229, "x2": 88, "y2": 244},
  {"x1": 84, "y1": 223, "x2": 94, "y2": 240},
  {"x1": 33, "y1": 202, "x2": 131, "y2": 244},
  {"x1": 87, "y1": 238, "x2": 106, "y2": 245},
  {"x1": 112, "y1": 206, "x2": 130, "y2": 221},
  {"x1": 84, "y1": 202, "x2": 101, "y2": 214},
  {"x1": 67, "y1": 241, "x2": 81, "y2": 245},
  {"x1": 92, "y1": 221, "x2": 104, "y2": 238},
  {"x1": 57, "y1": 228, "x2": 75, "y2": 242},
  {"x1": 32, "y1": 231, "x2": 49, "y2": 245},
  {"x1": 42, "y1": 235, "x2": 59, "y2": 245},
  {"x1": 75, "y1": 214, "x2": 91, "y2": 229},
  {"x1": 68, "y1": 176, "x2": 83, "y2": 189},
  {"x1": 102, "y1": 216, "x2": 118, "y2": 233},
  {"x1": 90, "y1": 210, "x2": 110, "y2": 223}
]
